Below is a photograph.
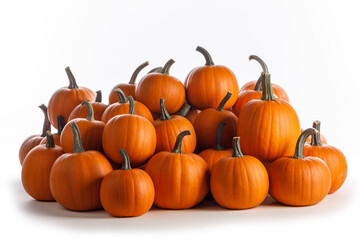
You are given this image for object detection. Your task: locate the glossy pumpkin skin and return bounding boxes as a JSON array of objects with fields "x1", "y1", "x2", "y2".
[
  {"x1": 232, "y1": 90, "x2": 265, "y2": 117},
  {"x1": 240, "y1": 80, "x2": 289, "y2": 102},
  {"x1": 185, "y1": 108, "x2": 201, "y2": 125},
  {"x1": 19, "y1": 135, "x2": 44, "y2": 165},
  {"x1": 101, "y1": 101, "x2": 153, "y2": 123},
  {"x1": 69, "y1": 102, "x2": 107, "y2": 121},
  {"x1": 199, "y1": 149, "x2": 232, "y2": 173}
]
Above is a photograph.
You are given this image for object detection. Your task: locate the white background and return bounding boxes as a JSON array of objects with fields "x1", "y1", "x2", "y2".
[{"x1": 1, "y1": 0, "x2": 359, "y2": 239}]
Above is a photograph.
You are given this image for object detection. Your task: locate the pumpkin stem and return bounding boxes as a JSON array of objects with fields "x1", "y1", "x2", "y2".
[
  {"x1": 294, "y1": 128, "x2": 318, "y2": 159},
  {"x1": 95, "y1": 90, "x2": 102, "y2": 103},
  {"x1": 119, "y1": 149, "x2": 131, "y2": 170},
  {"x1": 232, "y1": 137, "x2": 244, "y2": 157},
  {"x1": 148, "y1": 67, "x2": 163, "y2": 73},
  {"x1": 70, "y1": 122, "x2": 85, "y2": 153},
  {"x1": 216, "y1": 91, "x2": 232, "y2": 112},
  {"x1": 81, "y1": 101, "x2": 95, "y2": 121},
  {"x1": 215, "y1": 122, "x2": 226, "y2": 150},
  {"x1": 56, "y1": 115, "x2": 65, "y2": 135},
  {"x1": 65, "y1": 66, "x2": 79, "y2": 89},
  {"x1": 311, "y1": 120, "x2": 323, "y2": 146},
  {"x1": 39, "y1": 104, "x2": 51, "y2": 137},
  {"x1": 196, "y1": 46, "x2": 214, "y2": 66},
  {"x1": 114, "y1": 88, "x2": 128, "y2": 103},
  {"x1": 129, "y1": 61, "x2": 149, "y2": 84},
  {"x1": 45, "y1": 131, "x2": 55, "y2": 148},
  {"x1": 160, "y1": 99, "x2": 172, "y2": 120},
  {"x1": 160, "y1": 59, "x2": 175, "y2": 75},
  {"x1": 260, "y1": 72, "x2": 275, "y2": 101},
  {"x1": 176, "y1": 103, "x2": 191, "y2": 117},
  {"x1": 249, "y1": 55, "x2": 269, "y2": 91},
  {"x1": 172, "y1": 130, "x2": 191, "y2": 154},
  {"x1": 127, "y1": 96, "x2": 135, "y2": 114}
]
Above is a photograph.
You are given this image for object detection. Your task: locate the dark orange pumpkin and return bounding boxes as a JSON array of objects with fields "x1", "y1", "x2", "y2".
[
  {"x1": 19, "y1": 104, "x2": 51, "y2": 165},
  {"x1": 108, "y1": 61, "x2": 149, "y2": 104},
  {"x1": 238, "y1": 72, "x2": 300, "y2": 164},
  {"x1": 135, "y1": 59, "x2": 185, "y2": 114},
  {"x1": 48, "y1": 67, "x2": 95, "y2": 128},
  {"x1": 100, "y1": 149, "x2": 155, "y2": 217},
  {"x1": 176, "y1": 103, "x2": 201, "y2": 125},
  {"x1": 211, "y1": 137, "x2": 269, "y2": 209},
  {"x1": 61, "y1": 101, "x2": 105, "y2": 153},
  {"x1": 268, "y1": 128, "x2": 331, "y2": 206},
  {"x1": 145, "y1": 131, "x2": 209, "y2": 209},
  {"x1": 193, "y1": 91, "x2": 238, "y2": 149},
  {"x1": 185, "y1": 46, "x2": 239, "y2": 110},
  {"x1": 22, "y1": 132, "x2": 64, "y2": 201},
  {"x1": 40, "y1": 115, "x2": 65, "y2": 146},
  {"x1": 303, "y1": 121, "x2": 347, "y2": 193},
  {"x1": 102, "y1": 96, "x2": 156, "y2": 167}
]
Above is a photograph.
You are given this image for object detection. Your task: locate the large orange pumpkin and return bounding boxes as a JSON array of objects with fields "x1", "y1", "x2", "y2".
[
  {"x1": 40, "y1": 115, "x2": 65, "y2": 146},
  {"x1": 145, "y1": 131, "x2": 210, "y2": 209},
  {"x1": 48, "y1": 67, "x2": 95, "y2": 128},
  {"x1": 211, "y1": 137, "x2": 269, "y2": 209},
  {"x1": 268, "y1": 128, "x2": 331, "y2": 206},
  {"x1": 303, "y1": 120, "x2": 347, "y2": 193},
  {"x1": 185, "y1": 46, "x2": 239, "y2": 110}
]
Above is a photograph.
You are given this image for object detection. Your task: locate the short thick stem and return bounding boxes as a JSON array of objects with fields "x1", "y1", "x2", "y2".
[
  {"x1": 119, "y1": 149, "x2": 131, "y2": 170},
  {"x1": 65, "y1": 66, "x2": 79, "y2": 89},
  {"x1": 95, "y1": 90, "x2": 102, "y2": 103},
  {"x1": 127, "y1": 96, "x2": 135, "y2": 114},
  {"x1": 214, "y1": 122, "x2": 226, "y2": 150},
  {"x1": 82, "y1": 101, "x2": 95, "y2": 121},
  {"x1": 45, "y1": 131, "x2": 55, "y2": 148},
  {"x1": 160, "y1": 99, "x2": 171, "y2": 120},
  {"x1": 115, "y1": 88, "x2": 128, "y2": 103},
  {"x1": 260, "y1": 72, "x2": 275, "y2": 101},
  {"x1": 196, "y1": 46, "x2": 214, "y2": 66},
  {"x1": 56, "y1": 115, "x2": 65, "y2": 135},
  {"x1": 216, "y1": 91, "x2": 232, "y2": 112},
  {"x1": 232, "y1": 137, "x2": 244, "y2": 157},
  {"x1": 148, "y1": 67, "x2": 162, "y2": 73},
  {"x1": 70, "y1": 122, "x2": 85, "y2": 153},
  {"x1": 294, "y1": 128, "x2": 318, "y2": 159},
  {"x1": 161, "y1": 59, "x2": 175, "y2": 75},
  {"x1": 172, "y1": 130, "x2": 191, "y2": 154},
  {"x1": 311, "y1": 120, "x2": 323, "y2": 146},
  {"x1": 39, "y1": 104, "x2": 51, "y2": 137},
  {"x1": 176, "y1": 104, "x2": 191, "y2": 117},
  {"x1": 129, "y1": 61, "x2": 149, "y2": 84}
]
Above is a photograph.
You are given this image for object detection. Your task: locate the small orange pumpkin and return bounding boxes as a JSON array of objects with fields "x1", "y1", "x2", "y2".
[{"x1": 40, "y1": 115, "x2": 65, "y2": 146}]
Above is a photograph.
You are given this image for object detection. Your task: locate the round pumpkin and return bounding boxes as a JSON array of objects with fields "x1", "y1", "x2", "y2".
[
  {"x1": 40, "y1": 115, "x2": 65, "y2": 146},
  {"x1": 185, "y1": 46, "x2": 239, "y2": 110},
  {"x1": 176, "y1": 103, "x2": 201, "y2": 125}
]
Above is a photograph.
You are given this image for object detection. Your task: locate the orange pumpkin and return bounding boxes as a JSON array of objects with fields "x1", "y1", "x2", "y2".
[
  {"x1": 68, "y1": 90, "x2": 107, "y2": 121},
  {"x1": 108, "y1": 61, "x2": 149, "y2": 104},
  {"x1": 211, "y1": 137, "x2": 269, "y2": 209},
  {"x1": 301, "y1": 127, "x2": 327, "y2": 144},
  {"x1": 50, "y1": 122, "x2": 113, "y2": 211},
  {"x1": 145, "y1": 131, "x2": 210, "y2": 209},
  {"x1": 100, "y1": 149, "x2": 155, "y2": 217},
  {"x1": 303, "y1": 121, "x2": 347, "y2": 193},
  {"x1": 48, "y1": 67, "x2": 95, "y2": 128},
  {"x1": 61, "y1": 101, "x2": 105, "y2": 153},
  {"x1": 101, "y1": 88, "x2": 153, "y2": 123},
  {"x1": 102, "y1": 96, "x2": 156, "y2": 167},
  {"x1": 135, "y1": 59, "x2": 185, "y2": 114},
  {"x1": 22, "y1": 132, "x2": 64, "y2": 201},
  {"x1": 194, "y1": 91, "x2": 238, "y2": 149},
  {"x1": 40, "y1": 115, "x2": 65, "y2": 146},
  {"x1": 19, "y1": 104, "x2": 51, "y2": 165},
  {"x1": 176, "y1": 103, "x2": 201, "y2": 125},
  {"x1": 199, "y1": 122, "x2": 232, "y2": 173},
  {"x1": 238, "y1": 72, "x2": 300, "y2": 164},
  {"x1": 185, "y1": 46, "x2": 239, "y2": 110},
  {"x1": 153, "y1": 99, "x2": 196, "y2": 153}
]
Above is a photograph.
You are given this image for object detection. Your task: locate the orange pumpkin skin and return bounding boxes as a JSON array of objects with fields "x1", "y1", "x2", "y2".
[
  {"x1": 239, "y1": 81, "x2": 289, "y2": 102},
  {"x1": 40, "y1": 135, "x2": 61, "y2": 146},
  {"x1": 232, "y1": 90, "x2": 264, "y2": 117},
  {"x1": 185, "y1": 108, "x2": 201, "y2": 125},
  {"x1": 101, "y1": 101, "x2": 153, "y2": 123},
  {"x1": 69, "y1": 102, "x2": 107, "y2": 121},
  {"x1": 199, "y1": 149, "x2": 232, "y2": 173},
  {"x1": 19, "y1": 135, "x2": 43, "y2": 165}
]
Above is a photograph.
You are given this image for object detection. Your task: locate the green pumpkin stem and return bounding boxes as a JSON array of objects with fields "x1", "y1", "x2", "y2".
[
  {"x1": 56, "y1": 115, "x2": 65, "y2": 135},
  {"x1": 172, "y1": 130, "x2": 191, "y2": 154},
  {"x1": 160, "y1": 99, "x2": 172, "y2": 120},
  {"x1": 95, "y1": 90, "x2": 102, "y2": 103},
  {"x1": 81, "y1": 101, "x2": 95, "y2": 121},
  {"x1": 311, "y1": 120, "x2": 323, "y2": 146},
  {"x1": 232, "y1": 137, "x2": 244, "y2": 157},
  {"x1": 160, "y1": 59, "x2": 175, "y2": 75},
  {"x1": 216, "y1": 91, "x2": 232, "y2": 112},
  {"x1": 119, "y1": 149, "x2": 131, "y2": 170},
  {"x1": 196, "y1": 46, "x2": 214, "y2": 66},
  {"x1": 39, "y1": 104, "x2": 51, "y2": 137},
  {"x1": 215, "y1": 122, "x2": 226, "y2": 150},
  {"x1": 70, "y1": 122, "x2": 85, "y2": 153},
  {"x1": 148, "y1": 67, "x2": 163, "y2": 74},
  {"x1": 294, "y1": 128, "x2": 318, "y2": 159},
  {"x1": 114, "y1": 88, "x2": 128, "y2": 103},
  {"x1": 177, "y1": 103, "x2": 191, "y2": 117},
  {"x1": 127, "y1": 96, "x2": 135, "y2": 114},
  {"x1": 129, "y1": 61, "x2": 149, "y2": 84},
  {"x1": 45, "y1": 131, "x2": 55, "y2": 148},
  {"x1": 65, "y1": 66, "x2": 79, "y2": 89},
  {"x1": 260, "y1": 73, "x2": 275, "y2": 101},
  {"x1": 249, "y1": 55, "x2": 269, "y2": 91}
]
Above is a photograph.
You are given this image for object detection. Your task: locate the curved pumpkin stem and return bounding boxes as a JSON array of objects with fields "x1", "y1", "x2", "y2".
[
  {"x1": 81, "y1": 101, "x2": 95, "y2": 121},
  {"x1": 161, "y1": 59, "x2": 175, "y2": 75},
  {"x1": 39, "y1": 104, "x2": 51, "y2": 137},
  {"x1": 114, "y1": 88, "x2": 128, "y2": 103},
  {"x1": 45, "y1": 131, "x2": 55, "y2": 148},
  {"x1": 214, "y1": 122, "x2": 226, "y2": 150},
  {"x1": 70, "y1": 122, "x2": 85, "y2": 153},
  {"x1": 95, "y1": 90, "x2": 102, "y2": 103},
  {"x1": 311, "y1": 120, "x2": 323, "y2": 146},
  {"x1": 127, "y1": 96, "x2": 135, "y2": 114},
  {"x1": 196, "y1": 46, "x2": 214, "y2": 66},
  {"x1": 160, "y1": 99, "x2": 172, "y2": 121},
  {"x1": 129, "y1": 61, "x2": 149, "y2": 84},
  {"x1": 56, "y1": 115, "x2": 65, "y2": 135},
  {"x1": 177, "y1": 103, "x2": 191, "y2": 117},
  {"x1": 294, "y1": 128, "x2": 318, "y2": 159},
  {"x1": 249, "y1": 55, "x2": 269, "y2": 91},
  {"x1": 65, "y1": 66, "x2": 79, "y2": 89},
  {"x1": 172, "y1": 130, "x2": 191, "y2": 154},
  {"x1": 260, "y1": 73, "x2": 275, "y2": 101},
  {"x1": 216, "y1": 91, "x2": 232, "y2": 112},
  {"x1": 148, "y1": 67, "x2": 163, "y2": 74},
  {"x1": 232, "y1": 137, "x2": 244, "y2": 157},
  {"x1": 119, "y1": 149, "x2": 131, "y2": 170}
]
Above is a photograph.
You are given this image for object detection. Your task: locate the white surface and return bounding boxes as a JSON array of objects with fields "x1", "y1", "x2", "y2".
[{"x1": 1, "y1": 0, "x2": 359, "y2": 239}]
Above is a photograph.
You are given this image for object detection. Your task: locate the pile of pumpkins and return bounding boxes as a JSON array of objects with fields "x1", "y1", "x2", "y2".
[{"x1": 19, "y1": 46, "x2": 347, "y2": 217}]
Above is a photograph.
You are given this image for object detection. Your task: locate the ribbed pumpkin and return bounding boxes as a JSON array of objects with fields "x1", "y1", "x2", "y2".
[
  {"x1": 185, "y1": 46, "x2": 239, "y2": 110},
  {"x1": 50, "y1": 122, "x2": 112, "y2": 211},
  {"x1": 145, "y1": 131, "x2": 210, "y2": 209},
  {"x1": 101, "y1": 88, "x2": 153, "y2": 123},
  {"x1": 102, "y1": 96, "x2": 156, "y2": 168},
  {"x1": 135, "y1": 59, "x2": 185, "y2": 114},
  {"x1": 108, "y1": 61, "x2": 149, "y2": 103},
  {"x1": 22, "y1": 132, "x2": 64, "y2": 201},
  {"x1": 237, "y1": 72, "x2": 300, "y2": 165},
  {"x1": 176, "y1": 103, "x2": 201, "y2": 125},
  {"x1": 268, "y1": 128, "x2": 331, "y2": 206},
  {"x1": 48, "y1": 67, "x2": 95, "y2": 128},
  {"x1": 303, "y1": 121, "x2": 347, "y2": 193},
  {"x1": 19, "y1": 104, "x2": 51, "y2": 165},
  {"x1": 153, "y1": 99, "x2": 196, "y2": 153},
  {"x1": 40, "y1": 115, "x2": 65, "y2": 146},
  {"x1": 194, "y1": 91, "x2": 238, "y2": 149},
  {"x1": 211, "y1": 137, "x2": 269, "y2": 209},
  {"x1": 68, "y1": 90, "x2": 107, "y2": 121},
  {"x1": 61, "y1": 101, "x2": 105, "y2": 153},
  {"x1": 100, "y1": 149, "x2": 155, "y2": 217}
]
